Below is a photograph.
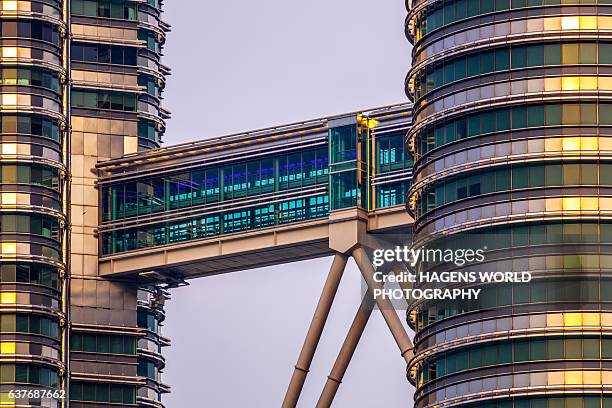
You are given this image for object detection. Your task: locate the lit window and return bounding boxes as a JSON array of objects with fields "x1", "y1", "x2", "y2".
[
  {"x1": 563, "y1": 197, "x2": 581, "y2": 211},
  {"x1": 583, "y1": 312, "x2": 601, "y2": 326},
  {"x1": 584, "y1": 371, "x2": 601, "y2": 385},
  {"x1": 0, "y1": 292, "x2": 16, "y2": 303},
  {"x1": 0, "y1": 342, "x2": 15, "y2": 354},
  {"x1": 562, "y1": 137, "x2": 580, "y2": 151},
  {"x1": 581, "y1": 197, "x2": 599, "y2": 211},
  {"x1": 561, "y1": 16, "x2": 579, "y2": 30},
  {"x1": 2, "y1": 94, "x2": 17, "y2": 105},
  {"x1": 2, "y1": 47, "x2": 17, "y2": 58},
  {"x1": 580, "y1": 16, "x2": 597, "y2": 30},
  {"x1": 565, "y1": 371, "x2": 582, "y2": 385},
  {"x1": 580, "y1": 76, "x2": 597, "y2": 90},
  {"x1": 562, "y1": 77, "x2": 580, "y2": 90},
  {"x1": 2, "y1": 144, "x2": 17, "y2": 155},
  {"x1": 2, "y1": 1, "x2": 17, "y2": 10},
  {"x1": 2, "y1": 192, "x2": 16, "y2": 205},
  {"x1": 1, "y1": 242, "x2": 16, "y2": 254},
  {"x1": 581, "y1": 137, "x2": 598, "y2": 151},
  {"x1": 0, "y1": 391, "x2": 15, "y2": 404},
  {"x1": 563, "y1": 312, "x2": 582, "y2": 326}
]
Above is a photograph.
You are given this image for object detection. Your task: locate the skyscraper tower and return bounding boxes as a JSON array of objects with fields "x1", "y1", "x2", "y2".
[
  {"x1": 405, "y1": 1, "x2": 612, "y2": 407},
  {"x1": 69, "y1": 0, "x2": 170, "y2": 407},
  {"x1": 0, "y1": 1, "x2": 70, "y2": 407},
  {"x1": 0, "y1": 1, "x2": 170, "y2": 407}
]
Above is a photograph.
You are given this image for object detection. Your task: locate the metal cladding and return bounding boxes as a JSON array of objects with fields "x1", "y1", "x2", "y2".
[
  {"x1": 0, "y1": 1, "x2": 170, "y2": 407},
  {"x1": 69, "y1": 0, "x2": 171, "y2": 407},
  {"x1": 405, "y1": 1, "x2": 612, "y2": 407},
  {"x1": 0, "y1": 0, "x2": 68, "y2": 406}
]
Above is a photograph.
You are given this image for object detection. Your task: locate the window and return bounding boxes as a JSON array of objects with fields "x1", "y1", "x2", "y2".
[
  {"x1": 0, "y1": 20, "x2": 59, "y2": 45},
  {"x1": 417, "y1": 162, "x2": 610, "y2": 217},
  {"x1": 139, "y1": 28, "x2": 158, "y2": 53},
  {"x1": 420, "y1": 335, "x2": 610, "y2": 386},
  {"x1": 0, "y1": 364, "x2": 59, "y2": 387},
  {"x1": 0, "y1": 263, "x2": 59, "y2": 290},
  {"x1": 413, "y1": 42, "x2": 611, "y2": 99},
  {"x1": 71, "y1": 0, "x2": 137, "y2": 20},
  {"x1": 71, "y1": 333, "x2": 136, "y2": 355},
  {"x1": 544, "y1": 44, "x2": 561, "y2": 65},
  {"x1": 138, "y1": 118, "x2": 159, "y2": 142},
  {"x1": 138, "y1": 360, "x2": 158, "y2": 380},
  {"x1": 139, "y1": 74, "x2": 159, "y2": 97},
  {"x1": 70, "y1": 382, "x2": 135, "y2": 404},
  {"x1": 72, "y1": 89, "x2": 137, "y2": 111},
  {"x1": 0, "y1": 214, "x2": 60, "y2": 239},
  {"x1": 416, "y1": 102, "x2": 609, "y2": 159},
  {"x1": 71, "y1": 42, "x2": 137, "y2": 65}
]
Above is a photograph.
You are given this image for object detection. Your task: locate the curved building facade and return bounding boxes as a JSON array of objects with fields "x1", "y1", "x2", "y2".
[
  {"x1": 405, "y1": 1, "x2": 612, "y2": 407},
  {"x1": 0, "y1": 1, "x2": 170, "y2": 407},
  {"x1": 0, "y1": 0, "x2": 69, "y2": 406}
]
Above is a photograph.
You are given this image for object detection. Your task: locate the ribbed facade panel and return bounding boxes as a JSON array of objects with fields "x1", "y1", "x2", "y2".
[
  {"x1": 405, "y1": 1, "x2": 612, "y2": 407},
  {"x1": 0, "y1": 1, "x2": 68, "y2": 407},
  {"x1": 67, "y1": 0, "x2": 170, "y2": 407}
]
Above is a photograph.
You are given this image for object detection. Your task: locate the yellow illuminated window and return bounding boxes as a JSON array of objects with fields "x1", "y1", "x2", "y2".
[
  {"x1": 2, "y1": 1, "x2": 17, "y2": 10},
  {"x1": 562, "y1": 16, "x2": 579, "y2": 30},
  {"x1": 1, "y1": 47, "x2": 16, "y2": 58},
  {"x1": 563, "y1": 198, "x2": 581, "y2": 211},
  {"x1": 562, "y1": 77, "x2": 580, "y2": 90},
  {"x1": 1, "y1": 192, "x2": 16, "y2": 205},
  {"x1": 0, "y1": 391, "x2": 15, "y2": 405},
  {"x1": 580, "y1": 76, "x2": 597, "y2": 90},
  {"x1": 583, "y1": 312, "x2": 601, "y2": 326},
  {"x1": 2, "y1": 144, "x2": 16, "y2": 155},
  {"x1": 581, "y1": 197, "x2": 599, "y2": 211},
  {"x1": 0, "y1": 292, "x2": 16, "y2": 304},
  {"x1": 1, "y1": 242, "x2": 16, "y2": 254},
  {"x1": 584, "y1": 371, "x2": 601, "y2": 385},
  {"x1": 0, "y1": 342, "x2": 15, "y2": 354},
  {"x1": 581, "y1": 137, "x2": 598, "y2": 151},
  {"x1": 564, "y1": 312, "x2": 582, "y2": 326},
  {"x1": 2, "y1": 94, "x2": 17, "y2": 105},
  {"x1": 562, "y1": 137, "x2": 580, "y2": 151},
  {"x1": 580, "y1": 16, "x2": 597, "y2": 30},
  {"x1": 565, "y1": 371, "x2": 582, "y2": 385}
]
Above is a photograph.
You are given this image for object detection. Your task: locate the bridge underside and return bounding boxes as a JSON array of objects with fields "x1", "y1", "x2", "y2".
[{"x1": 98, "y1": 206, "x2": 413, "y2": 284}]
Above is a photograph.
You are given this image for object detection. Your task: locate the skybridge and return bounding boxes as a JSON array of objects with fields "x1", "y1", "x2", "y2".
[{"x1": 95, "y1": 103, "x2": 414, "y2": 283}]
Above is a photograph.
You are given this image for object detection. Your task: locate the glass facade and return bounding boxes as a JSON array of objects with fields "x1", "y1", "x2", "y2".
[
  {"x1": 329, "y1": 122, "x2": 367, "y2": 210},
  {"x1": 99, "y1": 109, "x2": 413, "y2": 256},
  {"x1": 101, "y1": 148, "x2": 329, "y2": 221},
  {"x1": 0, "y1": 0, "x2": 68, "y2": 407},
  {"x1": 414, "y1": 43, "x2": 612, "y2": 99},
  {"x1": 68, "y1": 0, "x2": 170, "y2": 406},
  {"x1": 373, "y1": 127, "x2": 413, "y2": 209},
  {"x1": 102, "y1": 193, "x2": 330, "y2": 254},
  {"x1": 1, "y1": 1, "x2": 411, "y2": 404},
  {"x1": 406, "y1": 1, "x2": 612, "y2": 407},
  {"x1": 411, "y1": 0, "x2": 612, "y2": 41}
]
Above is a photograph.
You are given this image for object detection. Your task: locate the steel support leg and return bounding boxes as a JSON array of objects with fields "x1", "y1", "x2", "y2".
[
  {"x1": 352, "y1": 247, "x2": 414, "y2": 363},
  {"x1": 316, "y1": 290, "x2": 375, "y2": 408},
  {"x1": 282, "y1": 254, "x2": 349, "y2": 408}
]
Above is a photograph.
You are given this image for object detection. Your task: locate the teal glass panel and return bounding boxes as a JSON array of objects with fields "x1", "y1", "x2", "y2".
[
  {"x1": 331, "y1": 171, "x2": 358, "y2": 210},
  {"x1": 329, "y1": 125, "x2": 357, "y2": 163}
]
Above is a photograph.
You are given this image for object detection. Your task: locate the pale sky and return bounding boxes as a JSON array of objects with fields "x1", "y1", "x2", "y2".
[{"x1": 160, "y1": 1, "x2": 415, "y2": 406}]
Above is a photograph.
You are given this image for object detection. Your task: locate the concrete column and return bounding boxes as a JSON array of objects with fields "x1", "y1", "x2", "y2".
[
  {"x1": 352, "y1": 246, "x2": 413, "y2": 363},
  {"x1": 316, "y1": 290, "x2": 375, "y2": 408},
  {"x1": 282, "y1": 254, "x2": 349, "y2": 408}
]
